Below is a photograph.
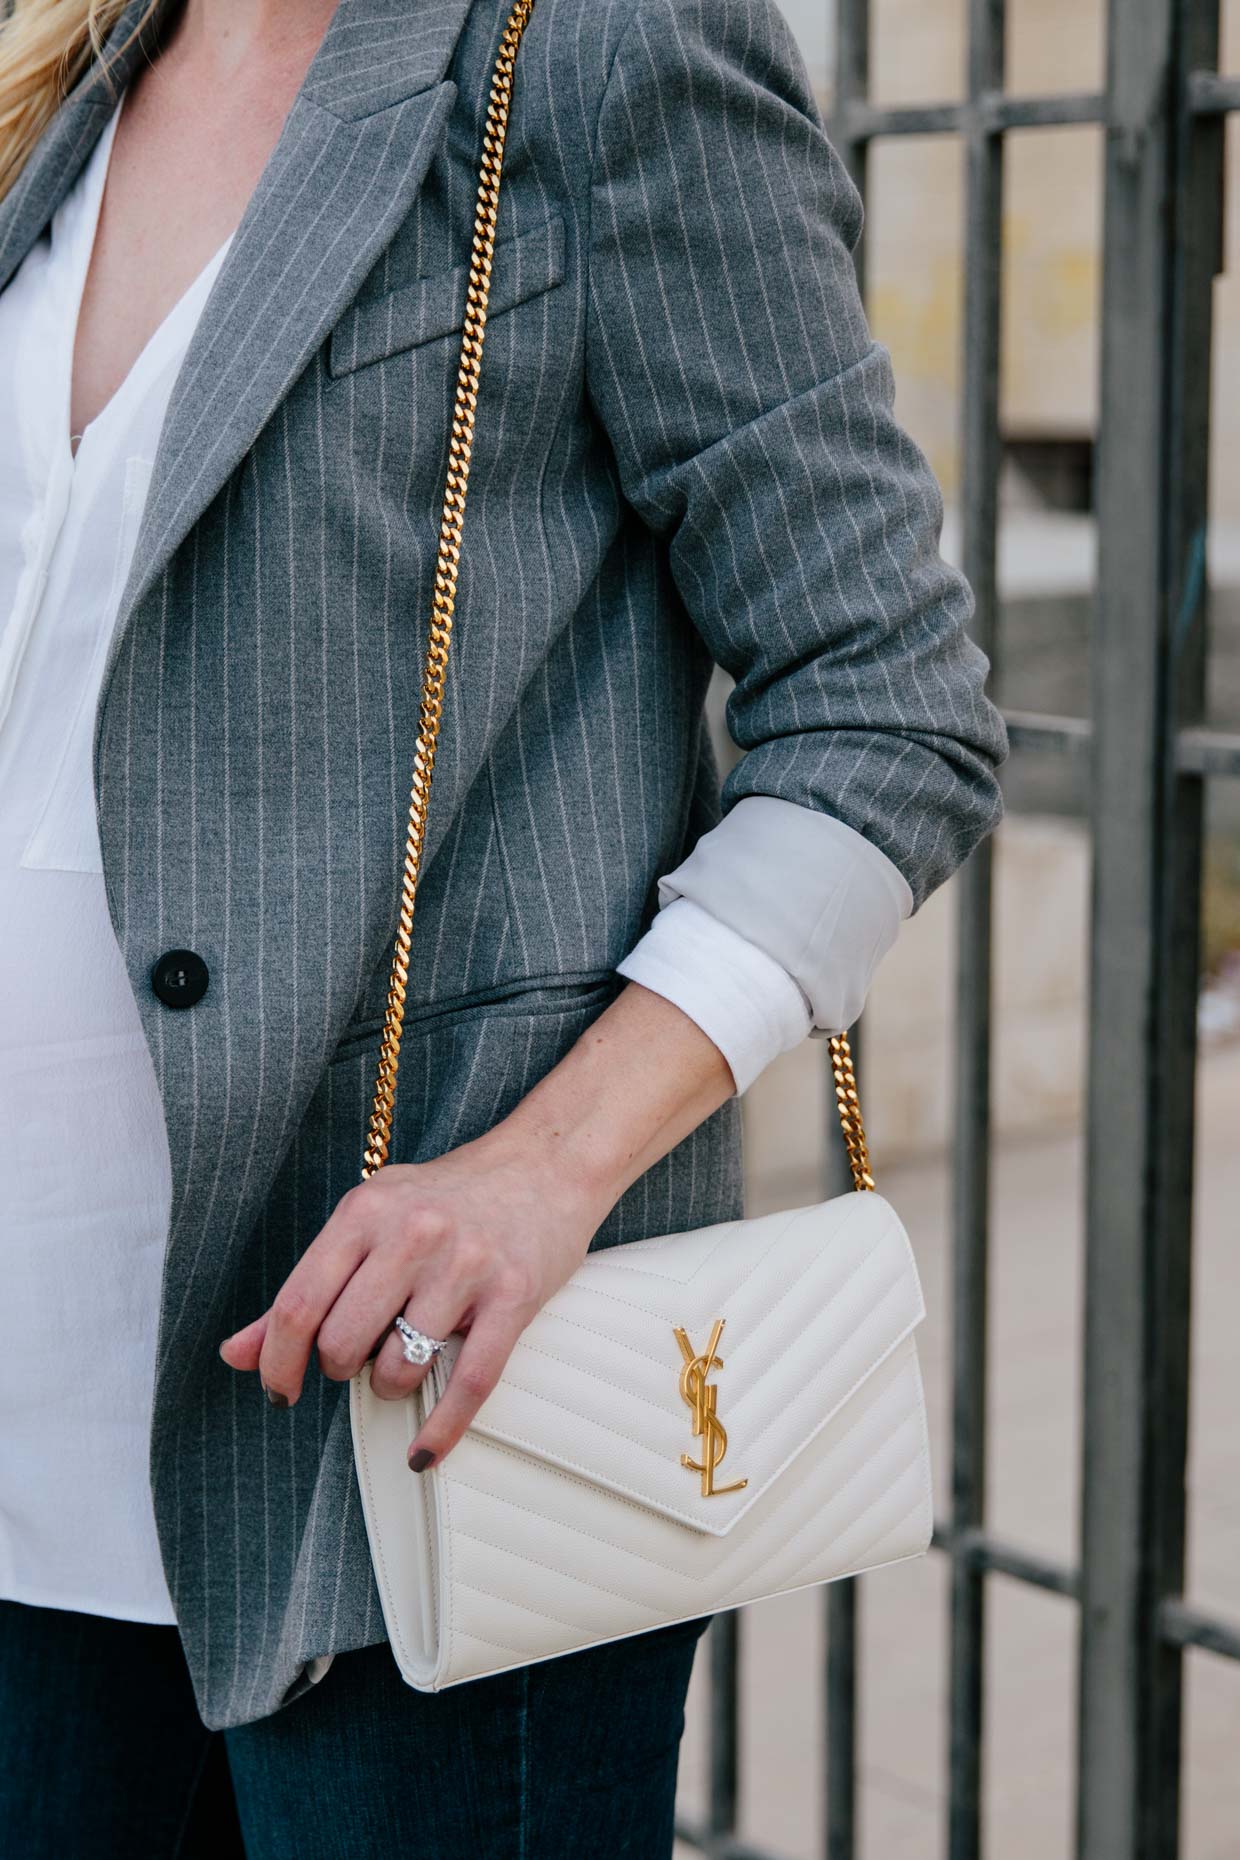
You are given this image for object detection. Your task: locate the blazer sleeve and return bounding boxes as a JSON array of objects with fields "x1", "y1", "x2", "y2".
[{"x1": 584, "y1": 0, "x2": 1009, "y2": 919}]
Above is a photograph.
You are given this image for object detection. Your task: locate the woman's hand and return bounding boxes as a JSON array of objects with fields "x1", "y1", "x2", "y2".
[
  {"x1": 218, "y1": 980, "x2": 735, "y2": 1470},
  {"x1": 218, "y1": 1136, "x2": 602, "y2": 1465}
]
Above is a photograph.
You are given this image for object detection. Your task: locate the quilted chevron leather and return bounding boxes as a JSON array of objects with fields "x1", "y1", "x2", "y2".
[{"x1": 350, "y1": 1192, "x2": 934, "y2": 1691}]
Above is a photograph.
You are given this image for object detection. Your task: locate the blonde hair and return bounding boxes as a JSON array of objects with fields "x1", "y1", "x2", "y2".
[{"x1": 0, "y1": 0, "x2": 161, "y2": 205}]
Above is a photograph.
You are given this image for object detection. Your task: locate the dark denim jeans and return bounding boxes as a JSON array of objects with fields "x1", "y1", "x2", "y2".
[{"x1": 0, "y1": 1599, "x2": 712, "y2": 1858}]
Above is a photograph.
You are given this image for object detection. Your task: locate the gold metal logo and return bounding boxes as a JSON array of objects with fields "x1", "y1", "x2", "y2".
[{"x1": 674, "y1": 1318, "x2": 748, "y2": 1498}]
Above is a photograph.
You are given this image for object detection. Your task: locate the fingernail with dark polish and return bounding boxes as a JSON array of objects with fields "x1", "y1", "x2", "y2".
[
  {"x1": 408, "y1": 1448, "x2": 435, "y2": 1473},
  {"x1": 264, "y1": 1383, "x2": 289, "y2": 1408}
]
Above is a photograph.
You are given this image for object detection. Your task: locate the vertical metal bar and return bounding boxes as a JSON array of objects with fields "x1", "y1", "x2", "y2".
[
  {"x1": 824, "y1": 1015, "x2": 860, "y2": 1860},
  {"x1": 948, "y1": 6, "x2": 1004, "y2": 1860},
  {"x1": 824, "y1": 1569, "x2": 859, "y2": 1860},
  {"x1": 708, "y1": 1608, "x2": 741, "y2": 1843},
  {"x1": 1144, "y1": 11, "x2": 1223, "y2": 1857},
  {"x1": 831, "y1": 0, "x2": 871, "y2": 293},
  {"x1": 1077, "y1": 0, "x2": 1219, "y2": 1853},
  {"x1": 823, "y1": 7, "x2": 869, "y2": 1856}
]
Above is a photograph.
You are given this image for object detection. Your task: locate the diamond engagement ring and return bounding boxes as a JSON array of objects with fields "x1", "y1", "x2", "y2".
[{"x1": 393, "y1": 1315, "x2": 447, "y2": 1367}]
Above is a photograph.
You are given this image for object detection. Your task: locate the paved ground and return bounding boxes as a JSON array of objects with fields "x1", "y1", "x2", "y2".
[{"x1": 674, "y1": 1041, "x2": 1240, "y2": 1860}]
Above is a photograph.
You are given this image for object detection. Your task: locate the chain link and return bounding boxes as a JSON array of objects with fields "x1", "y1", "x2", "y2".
[
  {"x1": 828, "y1": 1030, "x2": 875, "y2": 1192},
  {"x1": 362, "y1": 0, "x2": 875, "y2": 1195}
]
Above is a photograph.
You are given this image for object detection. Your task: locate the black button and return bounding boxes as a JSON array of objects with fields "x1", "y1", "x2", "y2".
[{"x1": 151, "y1": 949, "x2": 210, "y2": 1010}]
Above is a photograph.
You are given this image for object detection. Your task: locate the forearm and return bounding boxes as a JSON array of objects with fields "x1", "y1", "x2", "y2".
[{"x1": 479, "y1": 979, "x2": 735, "y2": 1221}]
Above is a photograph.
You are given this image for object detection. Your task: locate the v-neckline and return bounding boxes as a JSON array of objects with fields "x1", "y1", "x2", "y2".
[{"x1": 64, "y1": 87, "x2": 237, "y2": 466}]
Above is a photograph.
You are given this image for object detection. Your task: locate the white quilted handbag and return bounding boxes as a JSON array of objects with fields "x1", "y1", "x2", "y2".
[
  {"x1": 352, "y1": 1195, "x2": 933, "y2": 1691},
  {"x1": 349, "y1": 0, "x2": 934, "y2": 1692}
]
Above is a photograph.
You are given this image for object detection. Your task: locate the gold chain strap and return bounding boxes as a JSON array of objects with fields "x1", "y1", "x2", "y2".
[
  {"x1": 361, "y1": 0, "x2": 537, "y2": 1177},
  {"x1": 362, "y1": 0, "x2": 875, "y2": 1194},
  {"x1": 828, "y1": 1031, "x2": 875, "y2": 1192}
]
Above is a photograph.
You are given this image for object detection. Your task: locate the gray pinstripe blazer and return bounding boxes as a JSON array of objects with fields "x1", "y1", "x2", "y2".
[{"x1": 0, "y1": 0, "x2": 1007, "y2": 1726}]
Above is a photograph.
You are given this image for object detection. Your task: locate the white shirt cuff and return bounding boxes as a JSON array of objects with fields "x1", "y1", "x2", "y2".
[
  {"x1": 617, "y1": 896, "x2": 812, "y2": 1096},
  {"x1": 654, "y1": 794, "x2": 912, "y2": 1036}
]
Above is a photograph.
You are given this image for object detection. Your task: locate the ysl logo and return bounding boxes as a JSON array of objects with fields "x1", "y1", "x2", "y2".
[{"x1": 674, "y1": 1318, "x2": 748, "y2": 1498}]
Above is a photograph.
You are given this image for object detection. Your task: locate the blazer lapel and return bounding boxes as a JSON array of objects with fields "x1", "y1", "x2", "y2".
[{"x1": 72, "y1": 0, "x2": 473, "y2": 705}]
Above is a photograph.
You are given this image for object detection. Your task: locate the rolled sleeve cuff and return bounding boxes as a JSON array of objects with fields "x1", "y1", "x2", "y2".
[
  {"x1": 654, "y1": 794, "x2": 912, "y2": 1037},
  {"x1": 616, "y1": 896, "x2": 813, "y2": 1096}
]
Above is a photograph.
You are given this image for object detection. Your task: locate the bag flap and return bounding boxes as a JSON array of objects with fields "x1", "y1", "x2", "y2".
[{"x1": 425, "y1": 1192, "x2": 925, "y2": 1539}]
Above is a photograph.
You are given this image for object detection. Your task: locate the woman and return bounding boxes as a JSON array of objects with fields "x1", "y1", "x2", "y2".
[{"x1": 0, "y1": 0, "x2": 1007, "y2": 1853}]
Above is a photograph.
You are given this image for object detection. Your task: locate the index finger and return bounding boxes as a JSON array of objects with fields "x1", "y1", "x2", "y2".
[
  {"x1": 404, "y1": 1309, "x2": 522, "y2": 1470},
  {"x1": 254, "y1": 1194, "x2": 371, "y2": 1404}
]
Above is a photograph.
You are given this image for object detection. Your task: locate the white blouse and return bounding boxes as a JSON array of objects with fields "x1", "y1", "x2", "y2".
[
  {"x1": 0, "y1": 89, "x2": 907, "y2": 1625},
  {"x1": 0, "y1": 94, "x2": 233, "y2": 1623}
]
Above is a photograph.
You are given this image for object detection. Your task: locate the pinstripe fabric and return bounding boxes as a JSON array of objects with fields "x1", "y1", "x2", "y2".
[{"x1": 0, "y1": 0, "x2": 1006, "y2": 1727}]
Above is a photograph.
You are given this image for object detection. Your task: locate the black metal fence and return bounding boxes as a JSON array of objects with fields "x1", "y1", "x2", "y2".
[{"x1": 675, "y1": 1, "x2": 1239, "y2": 1855}]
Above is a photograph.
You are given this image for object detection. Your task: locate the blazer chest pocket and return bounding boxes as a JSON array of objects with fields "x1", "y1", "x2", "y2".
[{"x1": 328, "y1": 213, "x2": 566, "y2": 379}]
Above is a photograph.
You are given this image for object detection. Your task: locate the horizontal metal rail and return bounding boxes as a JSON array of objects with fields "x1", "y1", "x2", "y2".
[
  {"x1": 1188, "y1": 70, "x2": 1240, "y2": 113},
  {"x1": 932, "y1": 1520, "x2": 1080, "y2": 1599},
  {"x1": 1001, "y1": 710, "x2": 1240, "y2": 777},
  {"x1": 1002, "y1": 708, "x2": 1092, "y2": 759},
  {"x1": 836, "y1": 71, "x2": 1239, "y2": 144},
  {"x1": 837, "y1": 91, "x2": 1105, "y2": 140},
  {"x1": 938, "y1": 1523, "x2": 1240, "y2": 1657},
  {"x1": 1159, "y1": 1599, "x2": 1240, "y2": 1662},
  {"x1": 1176, "y1": 724, "x2": 1240, "y2": 776}
]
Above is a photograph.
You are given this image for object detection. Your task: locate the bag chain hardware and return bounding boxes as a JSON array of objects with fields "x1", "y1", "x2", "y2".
[{"x1": 361, "y1": 0, "x2": 875, "y2": 1196}]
